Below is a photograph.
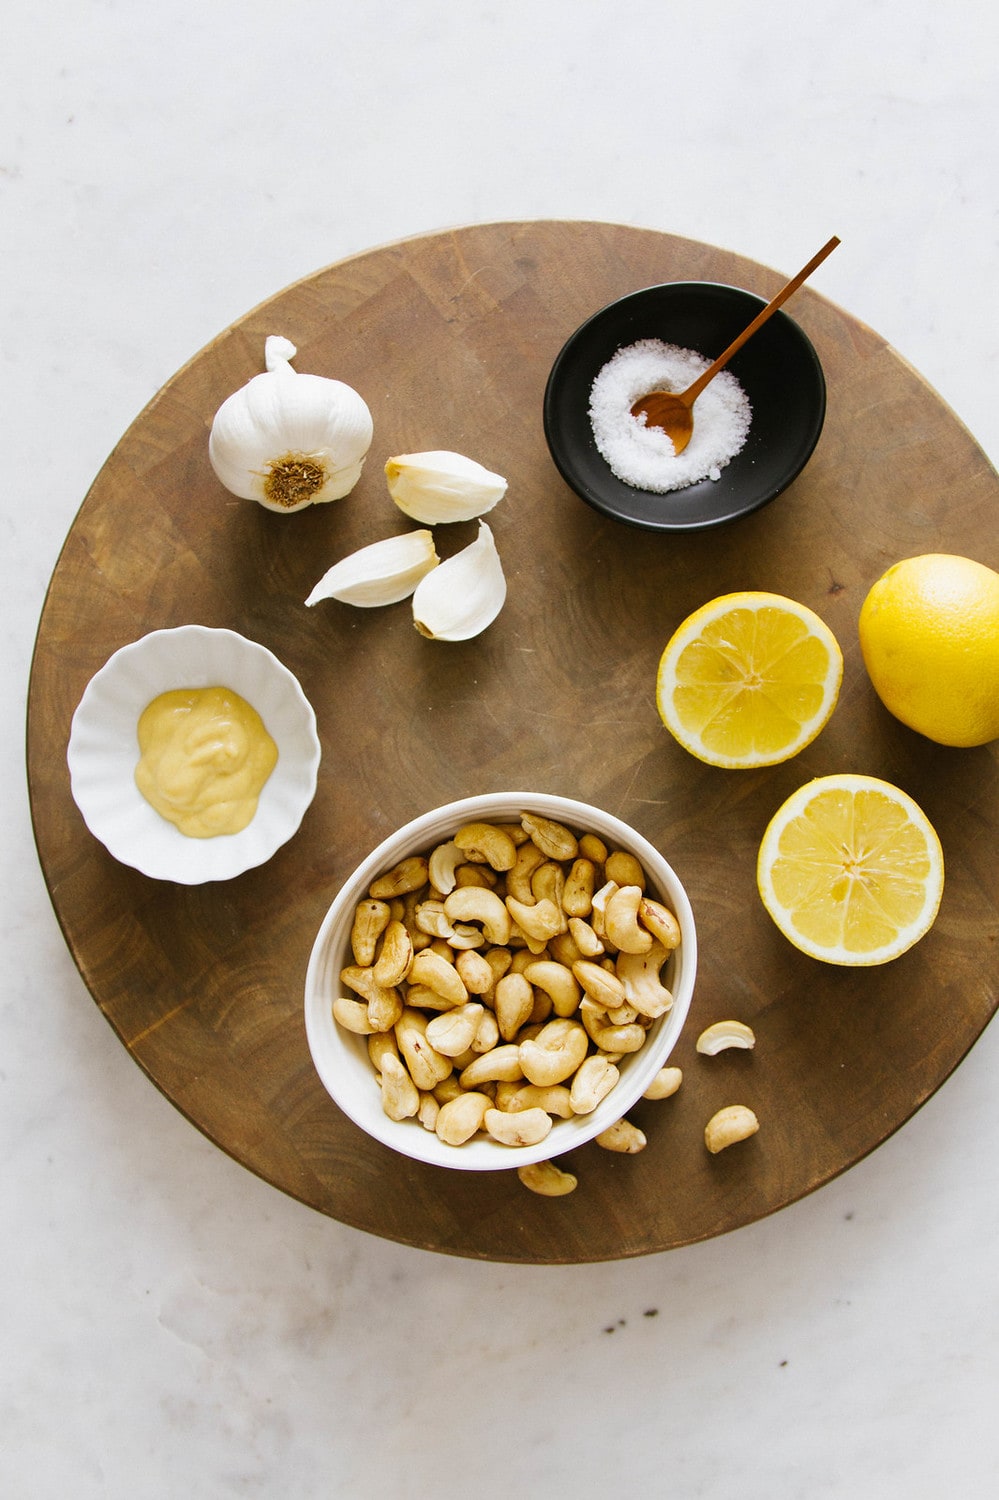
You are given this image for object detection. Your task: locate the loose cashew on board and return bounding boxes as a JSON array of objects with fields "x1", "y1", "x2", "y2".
[{"x1": 704, "y1": 1104, "x2": 759, "y2": 1153}]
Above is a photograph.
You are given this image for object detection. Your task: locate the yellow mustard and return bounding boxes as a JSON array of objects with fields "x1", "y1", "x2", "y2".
[{"x1": 135, "y1": 685, "x2": 278, "y2": 839}]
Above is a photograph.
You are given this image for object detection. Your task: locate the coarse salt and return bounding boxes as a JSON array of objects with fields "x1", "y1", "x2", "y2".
[{"x1": 588, "y1": 339, "x2": 752, "y2": 493}]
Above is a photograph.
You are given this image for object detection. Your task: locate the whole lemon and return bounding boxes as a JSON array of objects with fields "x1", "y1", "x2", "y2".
[{"x1": 858, "y1": 553, "x2": 999, "y2": 747}]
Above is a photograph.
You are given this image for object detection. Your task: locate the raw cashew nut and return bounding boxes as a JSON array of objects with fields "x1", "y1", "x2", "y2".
[
  {"x1": 435, "y1": 1090, "x2": 492, "y2": 1145},
  {"x1": 595, "y1": 1118, "x2": 647, "y2": 1153},
  {"x1": 528, "y1": 990, "x2": 553, "y2": 1026},
  {"x1": 427, "y1": 840, "x2": 463, "y2": 895},
  {"x1": 403, "y1": 983, "x2": 454, "y2": 1013},
  {"x1": 503, "y1": 1083, "x2": 575, "y2": 1118},
  {"x1": 414, "y1": 899, "x2": 458, "y2": 941},
  {"x1": 332, "y1": 996, "x2": 376, "y2": 1035},
  {"x1": 459, "y1": 1044, "x2": 525, "y2": 1089},
  {"x1": 567, "y1": 917, "x2": 604, "y2": 958},
  {"x1": 519, "y1": 1018, "x2": 589, "y2": 1087},
  {"x1": 481, "y1": 945, "x2": 513, "y2": 995},
  {"x1": 605, "y1": 850, "x2": 647, "y2": 890},
  {"x1": 639, "y1": 897, "x2": 682, "y2": 953},
  {"x1": 705, "y1": 1105, "x2": 759, "y2": 1153},
  {"x1": 350, "y1": 899, "x2": 391, "y2": 965},
  {"x1": 520, "y1": 812, "x2": 578, "y2": 862},
  {"x1": 696, "y1": 1021, "x2": 757, "y2": 1055},
  {"x1": 517, "y1": 1160, "x2": 578, "y2": 1196},
  {"x1": 616, "y1": 942, "x2": 673, "y2": 1019},
  {"x1": 578, "y1": 832, "x2": 608, "y2": 864},
  {"x1": 471, "y1": 1008, "x2": 500, "y2": 1053},
  {"x1": 604, "y1": 885, "x2": 653, "y2": 954},
  {"x1": 643, "y1": 1066, "x2": 682, "y2": 1100},
  {"x1": 454, "y1": 820, "x2": 518, "y2": 871},
  {"x1": 530, "y1": 860, "x2": 567, "y2": 916},
  {"x1": 522, "y1": 959, "x2": 581, "y2": 1018},
  {"x1": 340, "y1": 965, "x2": 403, "y2": 1032},
  {"x1": 455, "y1": 948, "x2": 495, "y2": 995},
  {"x1": 494, "y1": 972, "x2": 534, "y2": 1041},
  {"x1": 340, "y1": 963, "x2": 398, "y2": 1007},
  {"x1": 505, "y1": 895, "x2": 563, "y2": 948},
  {"x1": 379, "y1": 1053, "x2": 421, "y2": 1121},
  {"x1": 586, "y1": 1017, "x2": 646, "y2": 1054},
  {"x1": 433, "y1": 1075, "x2": 464, "y2": 1105},
  {"x1": 443, "y1": 886, "x2": 512, "y2": 946},
  {"x1": 562, "y1": 857, "x2": 596, "y2": 918},
  {"x1": 568, "y1": 1054, "x2": 620, "y2": 1114},
  {"x1": 425, "y1": 1002, "x2": 486, "y2": 1057},
  {"x1": 408, "y1": 948, "x2": 468, "y2": 1007},
  {"x1": 369, "y1": 855, "x2": 430, "y2": 899},
  {"x1": 505, "y1": 840, "x2": 548, "y2": 903},
  {"x1": 372, "y1": 919, "x2": 414, "y2": 988},
  {"x1": 572, "y1": 960, "x2": 626, "y2": 1010},
  {"x1": 483, "y1": 1106, "x2": 553, "y2": 1147},
  {"x1": 548, "y1": 931, "x2": 584, "y2": 968},
  {"x1": 367, "y1": 1031, "x2": 400, "y2": 1072},
  {"x1": 417, "y1": 1091, "x2": 440, "y2": 1132},
  {"x1": 394, "y1": 1008, "x2": 453, "y2": 1090}
]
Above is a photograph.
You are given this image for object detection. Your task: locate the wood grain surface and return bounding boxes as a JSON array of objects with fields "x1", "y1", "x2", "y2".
[{"x1": 27, "y1": 221, "x2": 999, "y2": 1262}]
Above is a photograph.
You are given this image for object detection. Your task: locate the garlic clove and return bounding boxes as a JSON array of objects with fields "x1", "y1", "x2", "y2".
[
  {"x1": 305, "y1": 530, "x2": 440, "y2": 608},
  {"x1": 209, "y1": 337, "x2": 374, "y2": 512},
  {"x1": 385, "y1": 450, "x2": 507, "y2": 524},
  {"x1": 411, "y1": 523, "x2": 506, "y2": 641}
]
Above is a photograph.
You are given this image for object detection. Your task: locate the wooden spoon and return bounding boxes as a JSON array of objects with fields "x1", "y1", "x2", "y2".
[{"x1": 630, "y1": 235, "x2": 840, "y2": 453}]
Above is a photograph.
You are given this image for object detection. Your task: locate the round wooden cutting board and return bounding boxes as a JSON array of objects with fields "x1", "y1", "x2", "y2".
[{"x1": 27, "y1": 222, "x2": 999, "y2": 1262}]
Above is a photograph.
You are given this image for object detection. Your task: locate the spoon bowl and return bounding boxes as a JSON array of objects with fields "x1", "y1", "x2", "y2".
[{"x1": 631, "y1": 237, "x2": 839, "y2": 454}]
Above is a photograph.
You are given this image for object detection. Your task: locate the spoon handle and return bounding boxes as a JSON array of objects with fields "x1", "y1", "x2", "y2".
[{"x1": 683, "y1": 235, "x2": 840, "y2": 405}]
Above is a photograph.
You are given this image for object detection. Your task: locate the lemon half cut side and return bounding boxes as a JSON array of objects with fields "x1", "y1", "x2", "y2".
[
  {"x1": 656, "y1": 592, "x2": 843, "y2": 769},
  {"x1": 757, "y1": 774, "x2": 944, "y2": 966}
]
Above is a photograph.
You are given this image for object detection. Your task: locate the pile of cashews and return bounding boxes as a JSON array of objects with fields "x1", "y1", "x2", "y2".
[{"x1": 332, "y1": 811, "x2": 688, "y2": 1189}]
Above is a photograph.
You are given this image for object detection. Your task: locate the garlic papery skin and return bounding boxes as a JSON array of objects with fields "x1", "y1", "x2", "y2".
[
  {"x1": 411, "y1": 523, "x2": 506, "y2": 641},
  {"x1": 305, "y1": 530, "x2": 439, "y2": 608},
  {"x1": 385, "y1": 450, "x2": 507, "y2": 524},
  {"x1": 209, "y1": 336, "x2": 374, "y2": 513}
]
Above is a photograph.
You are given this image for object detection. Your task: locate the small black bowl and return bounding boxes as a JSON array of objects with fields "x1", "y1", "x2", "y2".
[{"x1": 543, "y1": 281, "x2": 826, "y2": 531}]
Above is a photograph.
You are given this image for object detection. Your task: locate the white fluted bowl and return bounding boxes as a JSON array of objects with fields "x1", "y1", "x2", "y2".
[
  {"x1": 304, "y1": 792, "x2": 697, "y2": 1171},
  {"x1": 67, "y1": 626, "x2": 321, "y2": 883}
]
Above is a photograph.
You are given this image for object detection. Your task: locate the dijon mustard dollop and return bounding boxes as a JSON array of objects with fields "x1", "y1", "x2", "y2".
[{"x1": 135, "y1": 686, "x2": 278, "y2": 839}]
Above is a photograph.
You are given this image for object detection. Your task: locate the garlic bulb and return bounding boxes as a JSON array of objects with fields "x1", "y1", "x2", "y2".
[
  {"x1": 209, "y1": 336, "x2": 374, "y2": 512},
  {"x1": 412, "y1": 523, "x2": 506, "y2": 640},
  {"x1": 305, "y1": 530, "x2": 439, "y2": 608},
  {"x1": 386, "y1": 450, "x2": 507, "y2": 524}
]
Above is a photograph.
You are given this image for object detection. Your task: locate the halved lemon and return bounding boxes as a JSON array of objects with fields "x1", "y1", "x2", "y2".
[
  {"x1": 757, "y1": 774, "x2": 944, "y2": 966},
  {"x1": 656, "y1": 592, "x2": 842, "y2": 769}
]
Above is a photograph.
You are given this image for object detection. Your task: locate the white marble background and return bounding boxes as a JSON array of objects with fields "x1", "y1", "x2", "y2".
[{"x1": 3, "y1": 2, "x2": 997, "y2": 1495}]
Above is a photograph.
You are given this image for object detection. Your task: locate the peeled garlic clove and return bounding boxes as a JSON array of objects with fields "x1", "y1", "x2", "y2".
[
  {"x1": 305, "y1": 530, "x2": 439, "y2": 608},
  {"x1": 385, "y1": 450, "x2": 507, "y2": 524},
  {"x1": 209, "y1": 336, "x2": 373, "y2": 512},
  {"x1": 412, "y1": 523, "x2": 506, "y2": 641}
]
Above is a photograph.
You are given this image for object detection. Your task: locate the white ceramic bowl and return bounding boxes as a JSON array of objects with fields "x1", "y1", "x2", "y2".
[
  {"x1": 304, "y1": 792, "x2": 697, "y2": 1171},
  {"x1": 67, "y1": 625, "x2": 321, "y2": 883}
]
